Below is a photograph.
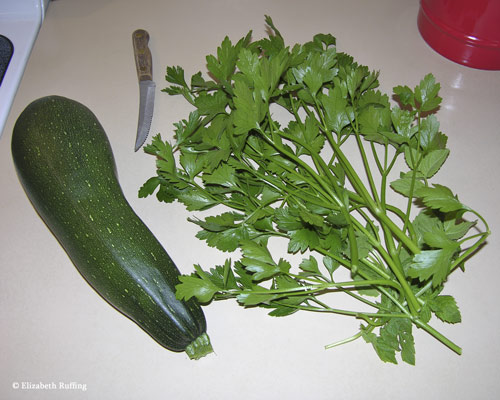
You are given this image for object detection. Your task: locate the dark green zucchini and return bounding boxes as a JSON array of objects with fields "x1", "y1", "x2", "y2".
[{"x1": 11, "y1": 95, "x2": 212, "y2": 359}]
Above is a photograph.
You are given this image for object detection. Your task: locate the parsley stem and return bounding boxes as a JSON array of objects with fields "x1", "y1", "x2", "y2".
[
  {"x1": 353, "y1": 129, "x2": 381, "y2": 205},
  {"x1": 273, "y1": 300, "x2": 378, "y2": 326},
  {"x1": 413, "y1": 318, "x2": 462, "y2": 355},
  {"x1": 243, "y1": 279, "x2": 404, "y2": 297},
  {"x1": 324, "y1": 332, "x2": 363, "y2": 349},
  {"x1": 342, "y1": 213, "x2": 421, "y2": 314},
  {"x1": 261, "y1": 119, "x2": 364, "y2": 276},
  {"x1": 258, "y1": 129, "x2": 340, "y2": 206},
  {"x1": 288, "y1": 276, "x2": 382, "y2": 310},
  {"x1": 273, "y1": 297, "x2": 406, "y2": 323},
  {"x1": 314, "y1": 107, "x2": 421, "y2": 255},
  {"x1": 451, "y1": 231, "x2": 489, "y2": 273},
  {"x1": 240, "y1": 154, "x2": 336, "y2": 211}
]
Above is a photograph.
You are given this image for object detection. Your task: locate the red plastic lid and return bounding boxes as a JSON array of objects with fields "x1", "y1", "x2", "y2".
[{"x1": 417, "y1": 0, "x2": 500, "y2": 70}]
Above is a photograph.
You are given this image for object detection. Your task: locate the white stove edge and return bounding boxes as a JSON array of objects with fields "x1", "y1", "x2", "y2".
[{"x1": 0, "y1": 0, "x2": 50, "y2": 140}]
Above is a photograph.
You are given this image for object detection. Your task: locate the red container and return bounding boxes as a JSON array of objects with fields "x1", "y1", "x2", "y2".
[{"x1": 417, "y1": 0, "x2": 500, "y2": 70}]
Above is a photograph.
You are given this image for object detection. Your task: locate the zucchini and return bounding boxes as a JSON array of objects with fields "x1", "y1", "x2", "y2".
[{"x1": 11, "y1": 95, "x2": 212, "y2": 359}]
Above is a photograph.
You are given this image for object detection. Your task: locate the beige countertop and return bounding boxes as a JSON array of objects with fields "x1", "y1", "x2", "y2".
[{"x1": 1, "y1": 0, "x2": 499, "y2": 398}]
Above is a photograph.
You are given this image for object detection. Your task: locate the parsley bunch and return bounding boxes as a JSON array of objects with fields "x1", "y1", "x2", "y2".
[{"x1": 140, "y1": 16, "x2": 490, "y2": 365}]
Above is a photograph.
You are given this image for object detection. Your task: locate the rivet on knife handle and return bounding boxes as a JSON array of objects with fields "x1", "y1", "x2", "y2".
[
  {"x1": 132, "y1": 29, "x2": 155, "y2": 152},
  {"x1": 133, "y1": 29, "x2": 153, "y2": 81}
]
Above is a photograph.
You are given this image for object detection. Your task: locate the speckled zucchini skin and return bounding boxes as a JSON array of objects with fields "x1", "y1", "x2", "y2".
[{"x1": 11, "y1": 96, "x2": 211, "y2": 357}]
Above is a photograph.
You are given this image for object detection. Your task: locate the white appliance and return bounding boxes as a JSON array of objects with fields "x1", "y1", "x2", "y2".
[{"x1": 0, "y1": 0, "x2": 50, "y2": 138}]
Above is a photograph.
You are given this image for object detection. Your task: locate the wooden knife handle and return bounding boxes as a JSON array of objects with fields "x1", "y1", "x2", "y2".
[{"x1": 132, "y1": 29, "x2": 153, "y2": 81}]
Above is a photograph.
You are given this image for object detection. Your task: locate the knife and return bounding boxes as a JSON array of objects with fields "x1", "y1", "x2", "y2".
[{"x1": 132, "y1": 29, "x2": 155, "y2": 152}]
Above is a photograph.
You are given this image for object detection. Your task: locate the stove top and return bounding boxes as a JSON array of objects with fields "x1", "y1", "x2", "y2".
[{"x1": 0, "y1": 0, "x2": 50, "y2": 139}]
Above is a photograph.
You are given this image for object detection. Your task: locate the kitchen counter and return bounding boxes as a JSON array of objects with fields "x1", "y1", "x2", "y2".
[{"x1": 1, "y1": 0, "x2": 499, "y2": 399}]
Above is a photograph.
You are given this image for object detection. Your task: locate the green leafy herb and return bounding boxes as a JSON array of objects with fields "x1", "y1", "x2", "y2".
[{"x1": 141, "y1": 16, "x2": 490, "y2": 365}]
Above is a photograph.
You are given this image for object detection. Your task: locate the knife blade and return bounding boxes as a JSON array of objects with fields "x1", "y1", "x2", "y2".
[{"x1": 132, "y1": 29, "x2": 155, "y2": 152}]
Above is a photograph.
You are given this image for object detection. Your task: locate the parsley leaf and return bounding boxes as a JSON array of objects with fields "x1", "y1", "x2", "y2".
[
  {"x1": 415, "y1": 184, "x2": 466, "y2": 213},
  {"x1": 414, "y1": 73, "x2": 442, "y2": 112},
  {"x1": 429, "y1": 295, "x2": 462, "y2": 324},
  {"x1": 176, "y1": 265, "x2": 221, "y2": 303}
]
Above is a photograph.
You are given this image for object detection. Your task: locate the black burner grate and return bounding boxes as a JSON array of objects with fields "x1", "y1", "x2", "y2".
[{"x1": 0, "y1": 35, "x2": 14, "y2": 86}]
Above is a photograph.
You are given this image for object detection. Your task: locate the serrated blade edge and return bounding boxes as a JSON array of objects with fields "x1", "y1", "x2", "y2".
[{"x1": 135, "y1": 80, "x2": 155, "y2": 151}]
